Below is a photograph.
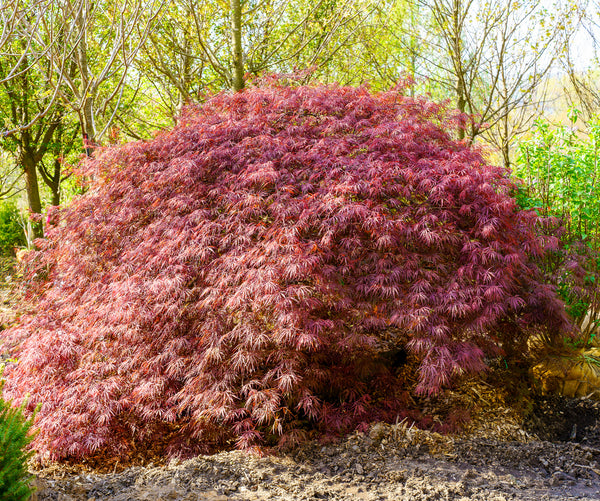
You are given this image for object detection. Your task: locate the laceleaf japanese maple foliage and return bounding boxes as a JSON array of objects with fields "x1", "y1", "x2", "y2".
[{"x1": 1, "y1": 80, "x2": 570, "y2": 461}]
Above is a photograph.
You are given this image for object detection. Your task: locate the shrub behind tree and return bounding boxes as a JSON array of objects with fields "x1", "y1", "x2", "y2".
[{"x1": 0, "y1": 202, "x2": 26, "y2": 256}]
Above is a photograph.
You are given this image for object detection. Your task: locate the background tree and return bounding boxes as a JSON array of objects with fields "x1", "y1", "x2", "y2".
[
  {"x1": 136, "y1": 0, "x2": 378, "y2": 116},
  {"x1": 347, "y1": 1, "x2": 429, "y2": 92},
  {"x1": 563, "y1": 0, "x2": 600, "y2": 119},
  {"x1": 0, "y1": 0, "x2": 65, "y2": 136},
  {"x1": 0, "y1": 49, "x2": 67, "y2": 238},
  {"x1": 34, "y1": 0, "x2": 164, "y2": 149},
  {"x1": 415, "y1": 0, "x2": 573, "y2": 167}
]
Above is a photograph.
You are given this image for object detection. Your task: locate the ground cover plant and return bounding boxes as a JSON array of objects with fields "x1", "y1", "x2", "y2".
[{"x1": 0, "y1": 79, "x2": 572, "y2": 462}]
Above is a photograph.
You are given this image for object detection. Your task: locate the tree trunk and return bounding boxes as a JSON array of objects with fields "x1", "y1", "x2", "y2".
[
  {"x1": 231, "y1": 0, "x2": 244, "y2": 92},
  {"x1": 452, "y1": 0, "x2": 466, "y2": 140},
  {"x1": 50, "y1": 156, "x2": 61, "y2": 206},
  {"x1": 501, "y1": 141, "x2": 510, "y2": 170},
  {"x1": 21, "y1": 151, "x2": 43, "y2": 239},
  {"x1": 456, "y1": 76, "x2": 466, "y2": 140},
  {"x1": 81, "y1": 101, "x2": 97, "y2": 156},
  {"x1": 77, "y1": 2, "x2": 97, "y2": 155},
  {"x1": 501, "y1": 103, "x2": 511, "y2": 170}
]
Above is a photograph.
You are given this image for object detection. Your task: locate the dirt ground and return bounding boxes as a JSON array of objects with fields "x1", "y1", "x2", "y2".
[{"x1": 30, "y1": 392, "x2": 600, "y2": 501}]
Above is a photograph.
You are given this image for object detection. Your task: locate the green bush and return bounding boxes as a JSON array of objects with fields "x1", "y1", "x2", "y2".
[
  {"x1": 0, "y1": 202, "x2": 25, "y2": 256},
  {"x1": 514, "y1": 113, "x2": 600, "y2": 344},
  {"x1": 514, "y1": 113, "x2": 600, "y2": 241},
  {"x1": 0, "y1": 370, "x2": 36, "y2": 501}
]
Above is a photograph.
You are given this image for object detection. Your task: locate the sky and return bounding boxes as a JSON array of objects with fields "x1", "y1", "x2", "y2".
[{"x1": 571, "y1": 22, "x2": 598, "y2": 70}]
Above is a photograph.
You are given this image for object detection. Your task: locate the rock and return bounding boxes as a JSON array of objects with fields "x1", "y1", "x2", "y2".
[
  {"x1": 549, "y1": 471, "x2": 569, "y2": 486},
  {"x1": 57, "y1": 494, "x2": 77, "y2": 501},
  {"x1": 368, "y1": 423, "x2": 388, "y2": 442},
  {"x1": 461, "y1": 469, "x2": 477, "y2": 481}
]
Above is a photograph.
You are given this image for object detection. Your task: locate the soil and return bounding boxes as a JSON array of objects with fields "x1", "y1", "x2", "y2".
[{"x1": 30, "y1": 392, "x2": 600, "y2": 501}]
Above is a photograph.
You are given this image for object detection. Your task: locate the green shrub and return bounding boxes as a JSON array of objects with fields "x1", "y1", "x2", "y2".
[
  {"x1": 514, "y1": 114, "x2": 600, "y2": 242},
  {"x1": 0, "y1": 370, "x2": 36, "y2": 501},
  {"x1": 514, "y1": 114, "x2": 600, "y2": 344},
  {"x1": 0, "y1": 202, "x2": 25, "y2": 256}
]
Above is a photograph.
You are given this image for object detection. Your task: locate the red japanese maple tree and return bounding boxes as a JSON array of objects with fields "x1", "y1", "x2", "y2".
[{"x1": 1, "y1": 81, "x2": 570, "y2": 461}]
